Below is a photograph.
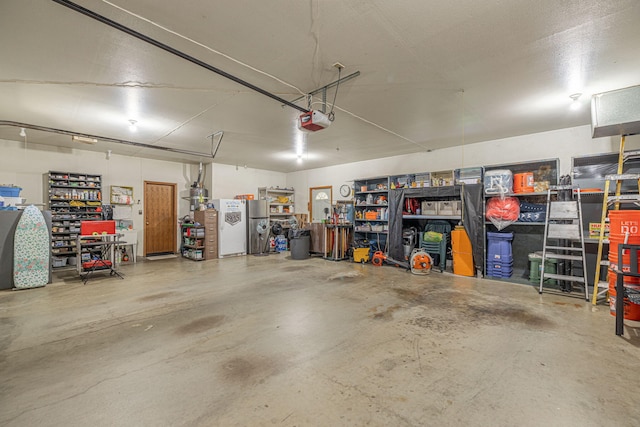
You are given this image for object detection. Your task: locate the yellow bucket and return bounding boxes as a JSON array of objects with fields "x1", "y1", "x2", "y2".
[{"x1": 353, "y1": 247, "x2": 370, "y2": 263}]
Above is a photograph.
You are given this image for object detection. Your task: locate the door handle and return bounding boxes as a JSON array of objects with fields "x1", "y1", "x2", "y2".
[{"x1": 146, "y1": 222, "x2": 149, "y2": 225}]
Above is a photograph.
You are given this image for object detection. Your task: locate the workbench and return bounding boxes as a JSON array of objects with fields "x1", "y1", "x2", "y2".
[{"x1": 76, "y1": 233, "x2": 124, "y2": 284}]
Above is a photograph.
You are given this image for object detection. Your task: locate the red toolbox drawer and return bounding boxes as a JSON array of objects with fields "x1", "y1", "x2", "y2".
[
  {"x1": 82, "y1": 260, "x2": 112, "y2": 270},
  {"x1": 80, "y1": 220, "x2": 116, "y2": 235}
]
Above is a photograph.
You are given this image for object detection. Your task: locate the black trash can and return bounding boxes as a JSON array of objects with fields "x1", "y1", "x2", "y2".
[{"x1": 289, "y1": 229, "x2": 310, "y2": 260}]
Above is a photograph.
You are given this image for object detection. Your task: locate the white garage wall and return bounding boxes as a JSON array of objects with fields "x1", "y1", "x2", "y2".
[
  {"x1": 3, "y1": 124, "x2": 639, "y2": 252},
  {"x1": 209, "y1": 163, "x2": 287, "y2": 199},
  {"x1": 0, "y1": 138, "x2": 195, "y2": 255},
  {"x1": 287, "y1": 125, "x2": 640, "y2": 216},
  {"x1": 0, "y1": 138, "x2": 288, "y2": 255}
]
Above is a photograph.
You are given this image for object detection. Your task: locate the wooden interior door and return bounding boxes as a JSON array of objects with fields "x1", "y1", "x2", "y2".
[{"x1": 144, "y1": 181, "x2": 177, "y2": 256}]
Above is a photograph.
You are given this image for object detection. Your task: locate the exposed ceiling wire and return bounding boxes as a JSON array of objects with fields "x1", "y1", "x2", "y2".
[
  {"x1": 144, "y1": 95, "x2": 235, "y2": 154},
  {"x1": 309, "y1": 0, "x2": 322, "y2": 87},
  {"x1": 99, "y1": 0, "x2": 307, "y2": 97},
  {"x1": 46, "y1": 0, "x2": 426, "y2": 152},
  {"x1": 0, "y1": 79, "x2": 243, "y2": 91},
  {"x1": 330, "y1": 106, "x2": 428, "y2": 150},
  {"x1": 327, "y1": 66, "x2": 341, "y2": 121},
  {"x1": 51, "y1": 0, "x2": 309, "y2": 114}
]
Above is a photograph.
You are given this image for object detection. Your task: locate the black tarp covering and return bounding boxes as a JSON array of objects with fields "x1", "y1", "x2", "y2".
[
  {"x1": 461, "y1": 184, "x2": 484, "y2": 274},
  {"x1": 388, "y1": 186, "x2": 460, "y2": 261},
  {"x1": 388, "y1": 185, "x2": 484, "y2": 274}
]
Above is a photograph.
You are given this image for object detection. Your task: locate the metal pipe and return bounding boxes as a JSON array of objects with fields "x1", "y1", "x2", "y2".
[
  {"x1": 0, "y1": 120, "x2": 216, "y2": 159},
  {"x1": 50, "y1": 0, "x2": 309, "y2": 114}
]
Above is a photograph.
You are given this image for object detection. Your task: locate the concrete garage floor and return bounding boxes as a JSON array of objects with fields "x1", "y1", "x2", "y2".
[{"x1": 1, "y1": 255, "x2": 639, "y2": 427}]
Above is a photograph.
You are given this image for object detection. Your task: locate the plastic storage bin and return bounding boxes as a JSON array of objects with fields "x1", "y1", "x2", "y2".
[
  {"x1": 0, "y1": 186, "x2": 21, "y2": 197},
  {"x1": 528, "y1": 252, "x2": 557, "y2": 284},
  {"x1": 52, "y1": 257, "x2": 67, "y2": 267},
  {"x1": 486, "y1": 232, "x2": 514, "y2": 278},
  {"x1": 484, "y1": 170, "x2": 513, "y2": 194}
]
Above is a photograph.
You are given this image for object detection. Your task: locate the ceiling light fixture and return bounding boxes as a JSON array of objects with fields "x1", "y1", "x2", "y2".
[
  {"x1": 128, "y1": 119, "x2": 138, "y2": 132},
  {"x1": 72, "y1": 135, "x2": 98, "y2": 144},
  {"x1": 569, "y1": 93, "x2": 582, "y2": 111},
  {"x1": 19, "y1": 128, "x2": 26, "y2": 137}
]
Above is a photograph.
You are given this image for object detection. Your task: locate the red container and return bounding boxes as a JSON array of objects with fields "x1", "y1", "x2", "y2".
[
  {"x1": 607, "y1": 210, "x2": 640, "y2": 275},
  {"x1": 608, "y1": 280, "x2": 640, "y2": 321},
  {"x1": 513, "y1": 172, "x2": 534, "y2": 193},
  {"x1": 82, "y1": 260, "x2": 112, "y2": 269},
  {"x1": 80, "y1": 220, "x2": 116, "y2": 235}
]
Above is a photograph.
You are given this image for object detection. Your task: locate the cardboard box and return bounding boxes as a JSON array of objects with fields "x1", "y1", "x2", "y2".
[
  {"x1": 234, "y1": 194, "x2": 254, "y2": 200},
  {"x1": 437, "y1": 201, "x2": 455, "y2": 215},
  {"x1": 421, "y1": 201, "x2": 438, "y2": 215},
  {"x1": 365, "y1": 211, "x2": 379, "y2": 220},
  {"x1": 451, "y1": 200, "x2": 462, "y2": 215}
]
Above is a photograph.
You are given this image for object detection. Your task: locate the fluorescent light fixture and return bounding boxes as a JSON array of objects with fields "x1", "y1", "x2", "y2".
[{"x1": 72, "y1": 135, "x2": 98, "y2": 144}]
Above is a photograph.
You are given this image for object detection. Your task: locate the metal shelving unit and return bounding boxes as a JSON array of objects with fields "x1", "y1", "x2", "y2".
[
  {"x1": 258, "y1": 187, "x2": 295, "y2": 227},
  {"x1": 353, "y1": 176, "x2": 389, "y2": 248},
  {"x1": 483, "y1": 158, "x2": 559, "y2": 284},
  {"x1": 181, "y1": 225, "x2": 206, "y2": 261},
  {"x1": 44, "y1": 171, "x2": 102, "y2": 270}
]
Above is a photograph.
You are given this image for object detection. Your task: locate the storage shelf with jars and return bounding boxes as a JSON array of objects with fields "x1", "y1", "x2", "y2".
[
  {"x1": 181, "y1": 225, "x2": 206, "y2": 261},
  {"x1": 44, "y1": 171, "x2": 103, "y2": 270},
  {"x1": 353, "y1": 176, "x2": 390, "y2": 245}
]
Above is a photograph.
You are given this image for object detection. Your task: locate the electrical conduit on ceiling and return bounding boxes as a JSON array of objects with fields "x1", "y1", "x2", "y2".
[{"x1": 0, "y1": 121, "x2": 222, "y2": 159}]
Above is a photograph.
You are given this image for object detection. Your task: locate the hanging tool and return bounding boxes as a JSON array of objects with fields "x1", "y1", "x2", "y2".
[{"x1": 371, "y1": 251, "x2": 409, "y2": 269}]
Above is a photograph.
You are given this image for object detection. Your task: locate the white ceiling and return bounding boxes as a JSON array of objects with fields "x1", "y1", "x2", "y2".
[{"x1": 1, "y1": 0, "x2": 639, "y2": 172}]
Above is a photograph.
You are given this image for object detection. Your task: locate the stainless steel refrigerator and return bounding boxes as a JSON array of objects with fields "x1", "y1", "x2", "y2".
[{"x1": 246, "y1": 200, "x2": 268, "y2": 254}]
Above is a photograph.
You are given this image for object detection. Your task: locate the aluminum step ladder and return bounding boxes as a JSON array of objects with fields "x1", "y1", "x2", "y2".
[
  {"x1": 539, "y1": 185, "x2": 589, "y2": 300},
  {"x1": 591, "y1": 136, "x2": 640, "y2": 305}
]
